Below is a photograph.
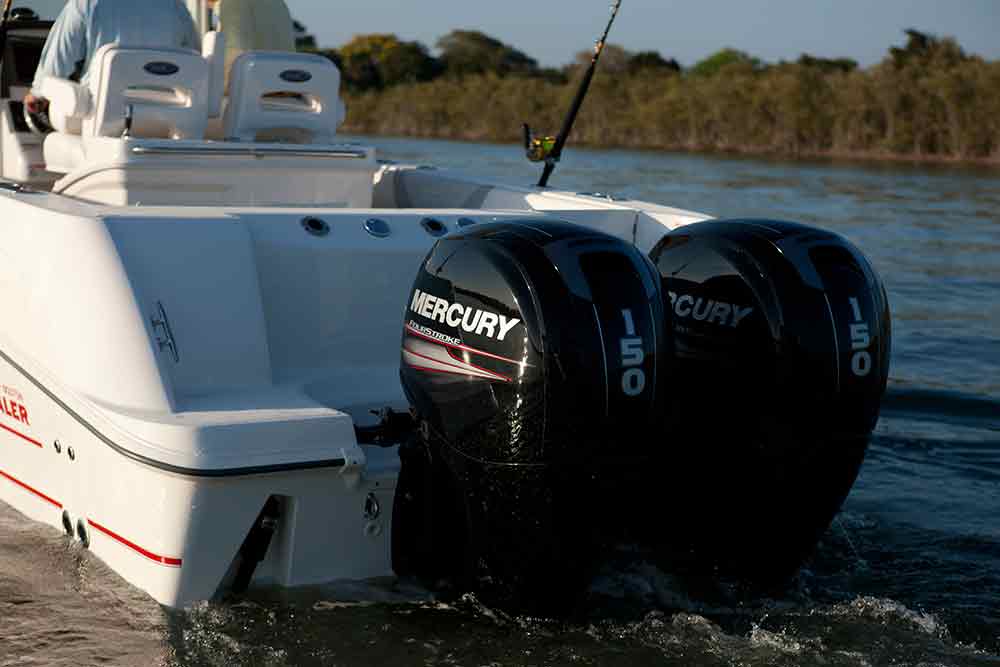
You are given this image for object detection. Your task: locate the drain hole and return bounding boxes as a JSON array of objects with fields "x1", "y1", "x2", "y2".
[
  {"x1": 364, "y1": 218, "x2": 391, "y2": 238},
  {"x1": 421, "y1": 217, "x2": 448, "y2": 237},
  {"x1": 301, "y1": 217, "x2": 330, "y2": 237}
]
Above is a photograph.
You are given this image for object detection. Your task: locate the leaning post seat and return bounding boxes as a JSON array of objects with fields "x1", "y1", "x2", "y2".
[
  {"x1": 40, "y1": 43, "x2": 376, "y2": 208},
  {"x1": 223, "y1": 52, "x2": 347, "y2": 144},
  {"x1": 42, "y1": 44, "x2": 211, "y2": 175},
  {"x1": 84, "y1": 44, "x2": 210, "y2": 139}
]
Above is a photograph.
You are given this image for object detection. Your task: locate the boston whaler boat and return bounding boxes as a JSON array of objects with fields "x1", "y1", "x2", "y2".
[{"x1": 0, "y1": 0, "x2": 890, "y2": 607}]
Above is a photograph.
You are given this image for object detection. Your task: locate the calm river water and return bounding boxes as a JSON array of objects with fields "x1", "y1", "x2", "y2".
[{"x1": 1, "y1": 137, "x2": 998, "y2": 666}]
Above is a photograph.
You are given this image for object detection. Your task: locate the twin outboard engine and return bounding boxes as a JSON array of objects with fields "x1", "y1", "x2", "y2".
[
  {"x1": 394, "y1": 218, "x2": 890, "y2": 600},
  {"x1": 395, "y1": 221, "x2": 668, "y2": 598},
  {"x1": 649, "y1": 220, "x2": 890, "y2": 577}
]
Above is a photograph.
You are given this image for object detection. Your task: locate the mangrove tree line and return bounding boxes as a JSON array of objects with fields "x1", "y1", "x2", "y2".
[{"x1": 304, "y1": 28, "x2": 1000, "y2": 163}]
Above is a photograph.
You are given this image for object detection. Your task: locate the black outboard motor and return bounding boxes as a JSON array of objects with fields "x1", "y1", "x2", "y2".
[
  {"x1": 648, "y1": 219, "x2": 890, "y2": 580},
  {"x1": 395, "y1": 220, "x2": 668, "y2": 600}
]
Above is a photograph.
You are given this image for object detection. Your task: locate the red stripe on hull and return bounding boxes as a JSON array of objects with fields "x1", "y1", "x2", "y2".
[
  {"x1": 0, "y1": 421, "x2": 43, "y2": 448},
  {"x1": 88, "y1": 519, "x2": 182, "y2": 568},
  {"x1": 0, "y1": 469, "x2": 62, "y2": 508}
]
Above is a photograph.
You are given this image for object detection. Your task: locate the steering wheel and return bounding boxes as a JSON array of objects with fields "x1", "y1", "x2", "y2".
[
  {"x1": 22, "y1": 101, "x2": 54, "y2": 135},
  {"x1": 9, "y1": 8, "x2": 40, "y2": 22}
]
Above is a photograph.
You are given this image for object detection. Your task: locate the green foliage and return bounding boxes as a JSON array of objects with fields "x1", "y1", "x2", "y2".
[
  {"x1": 797, "y1": 54, "x2": 857, "y2": 73},
  {"x1": 629, "y1": 51, "x2": 681, "y2": 75},
  {"x1": 566, "y1": 46, "x2": 679, "y2": 83},
  {"x1": 889, "y1": 29, "x2": 969, "y2": 69},
  {"x1": 337, "y1": 34, "x2": 440, "y2": 90},
  {"x1": 436, "y1": 30, "x2": 538, "y2": 77},
  {"x1": 688, "y1": 48, "x2": 762, "y2": 77},
  {"x1": 536, "y1": 67, "x2": 570, "y2": 85},
  {"x1": 327, "y1": 28, "x2": 999, "y2": 163},
  {"x1": 572, "y1": 43, "x2": 631, "y2": 73},
  {"x1": 871, "y1": 30, "x2": 989, "y2": 156}
]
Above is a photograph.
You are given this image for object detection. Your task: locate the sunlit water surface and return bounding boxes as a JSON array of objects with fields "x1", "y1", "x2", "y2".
[{"x1": 1, "y1": 138, "x2": 997, "y2": 666}]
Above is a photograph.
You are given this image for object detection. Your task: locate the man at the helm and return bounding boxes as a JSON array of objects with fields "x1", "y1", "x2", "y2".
[{"x1": 24, "y1": 0, "x2": 199, "y2": 114}]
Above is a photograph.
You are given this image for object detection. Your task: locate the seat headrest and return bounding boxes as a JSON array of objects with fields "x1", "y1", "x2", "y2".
[
  {"x1": 86, "y1": 44, "x2": 210, "y2": 140},
  {"x1": 222, "y1": 52, "x2": 346, "y2": 144}
]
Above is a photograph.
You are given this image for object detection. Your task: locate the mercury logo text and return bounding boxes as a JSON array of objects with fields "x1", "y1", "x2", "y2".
[
  {"x1": 667, "y1": 291, "x2": 754, "y2": 328},
  {"x1": 410, "y1": 290, "x2": 521, "y2": 341}
]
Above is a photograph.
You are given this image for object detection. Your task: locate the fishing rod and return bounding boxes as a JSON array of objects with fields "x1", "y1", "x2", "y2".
[{"x1": 525, "y1": 0, "x2": 623, "y2": 188}]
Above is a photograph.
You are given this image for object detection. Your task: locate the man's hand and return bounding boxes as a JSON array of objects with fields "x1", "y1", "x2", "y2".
[{"x1": 23, "y1": 93, "x2": 49, "y2": 114}]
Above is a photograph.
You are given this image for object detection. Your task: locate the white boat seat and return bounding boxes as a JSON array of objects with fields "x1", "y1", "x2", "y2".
[
  {"x1": 39, "y1": 77, "x2": 91, "y2": 172},
  {"x1": 86, "y1": 44, "x2": 209, "y2": 140},
  {"x1": 41, "y1": 132, "x2": 86, "y2": 174},
  {"x1": 42, "y1": 44, "x2": 210, "y2": 174},
  {"x1": 223, "y1": 52, "x2": 346, "y2": 144}
]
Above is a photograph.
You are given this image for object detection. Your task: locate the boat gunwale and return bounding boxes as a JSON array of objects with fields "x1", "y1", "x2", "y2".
[{"x1": 0, "y1": 345, "x2": 349, "y2": 478}]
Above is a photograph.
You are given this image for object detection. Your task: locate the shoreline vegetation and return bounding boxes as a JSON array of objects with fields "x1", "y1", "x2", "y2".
[{"x1": 297, "y1": 27, "x2": 1000, "y2": 166}]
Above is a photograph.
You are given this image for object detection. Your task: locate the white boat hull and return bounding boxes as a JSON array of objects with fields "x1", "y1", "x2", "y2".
[
  {"x1": 0, "y1": 345, "x2": 402, "y2": 607},
  {"x1": 0, "y1": 163, "x2": 702, "y2": 606}
]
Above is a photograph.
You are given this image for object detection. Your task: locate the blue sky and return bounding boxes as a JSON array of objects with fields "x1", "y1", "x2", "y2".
[{"x1": 288, "y1": 0, "x2": 999, "y2": 68}]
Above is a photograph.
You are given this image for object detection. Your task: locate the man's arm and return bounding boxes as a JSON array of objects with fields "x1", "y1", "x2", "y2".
[{"x1": 31, "y1": 3, "x2": 88, "y2": 93}]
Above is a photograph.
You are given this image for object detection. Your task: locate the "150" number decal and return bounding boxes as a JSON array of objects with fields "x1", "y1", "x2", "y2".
[
  {"x1": 848, "y1": 297, "x2": 872, "y2": 377},
  {"x1": 620, "y1": 309, "x2": 646, "y2": 396}
]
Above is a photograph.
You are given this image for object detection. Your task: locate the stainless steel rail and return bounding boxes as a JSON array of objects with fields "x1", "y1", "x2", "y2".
[{"x1": 130, "y1": 145, "x2": 370, "y2": 159}]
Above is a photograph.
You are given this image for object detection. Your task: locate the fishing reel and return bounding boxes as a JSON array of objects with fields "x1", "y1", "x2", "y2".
[
  {"x1": 523, "y1": 124, "x2": 557, "y2": 163},
  {"x1": 9, "y1": 7, "x2": 39, "y2": 22}
]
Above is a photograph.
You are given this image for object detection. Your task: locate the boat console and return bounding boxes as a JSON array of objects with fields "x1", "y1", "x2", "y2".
[
  {"x1": 18, "y1": 35, "x2": 373, "y2": 207},
  {"x1": 0, "y1": 18, "x2": 53, "y2": 185}
]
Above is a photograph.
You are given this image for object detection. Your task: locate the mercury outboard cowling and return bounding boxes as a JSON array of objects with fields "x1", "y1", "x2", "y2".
[
  {"x1": 648, "y1": 219, "x2": 890, "y2": 580},
  {"x1": 396, "y1": 220, "x2": 668, "y2": 601}
]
